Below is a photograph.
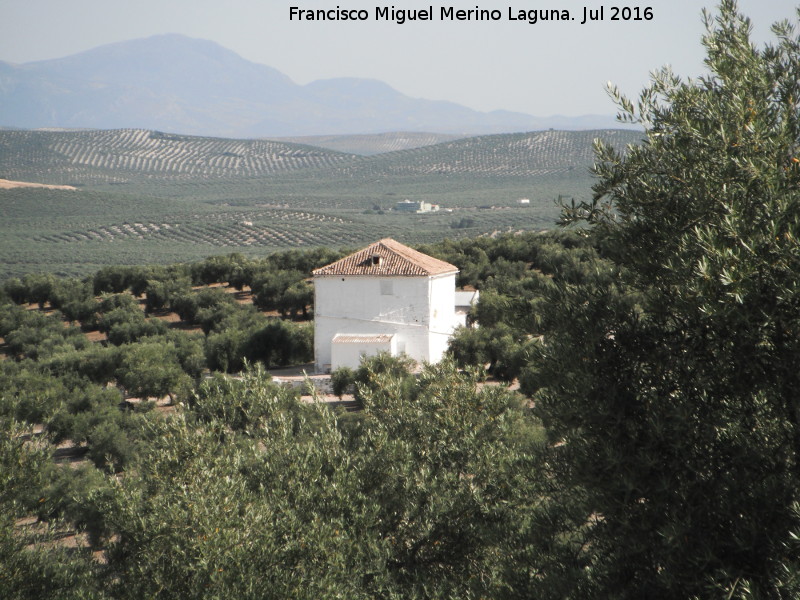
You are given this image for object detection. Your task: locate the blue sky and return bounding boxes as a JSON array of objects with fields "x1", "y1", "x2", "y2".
[{"x1": 1, "y1": 1, "x2": 797, "y2": 117}]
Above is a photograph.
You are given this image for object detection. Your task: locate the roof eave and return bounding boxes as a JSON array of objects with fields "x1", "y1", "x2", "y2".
[{"x1": 312, "y1": 269, "x2": 459, "y2": 278}]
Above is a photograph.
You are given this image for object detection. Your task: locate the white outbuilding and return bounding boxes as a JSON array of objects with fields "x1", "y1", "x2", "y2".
[{"x1": 312, "y1": 238, "x2": 464, "y2": 373}]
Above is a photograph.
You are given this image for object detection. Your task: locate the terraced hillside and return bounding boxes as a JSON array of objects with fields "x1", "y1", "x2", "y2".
[{"x1": 0, "y1": 128, "x2": 359, "y2": 185}]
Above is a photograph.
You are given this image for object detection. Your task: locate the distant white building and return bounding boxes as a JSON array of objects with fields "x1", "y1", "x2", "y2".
[
  {"x1": 312, "y1": 238, "x2": 469, "y2": 372},
  {"x1": 395, "y1": 199, "x2": 440, "y2": 213}
]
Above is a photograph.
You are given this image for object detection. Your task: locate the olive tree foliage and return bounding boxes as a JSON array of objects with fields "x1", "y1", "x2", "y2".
[
  {"x1": 115, "y1": 342, "x2": 193, "y2": 402},
  {"x1": 91, "y1": 360, "x2": 569, "y2": 599},
  {"x1": 526, "y1": 2, "x2": 800, "y2": 597},
  {"x1": 433, "y1": 230, "x2": 616, "y2": 383},
  {"x1": 0, "y1": 418, "x2": 103, "y2": 600}
]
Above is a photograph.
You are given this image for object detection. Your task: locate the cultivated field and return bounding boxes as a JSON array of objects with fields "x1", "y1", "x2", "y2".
[
  {"x1": 269, "y1": 132, "x2": 467, "y2": 155},
  {"x1": 0, "y1": 129, "x2": 358, "y2": 185},
  {"x1": 0, "y1": 127, "x2": 642, "y2": 279}
]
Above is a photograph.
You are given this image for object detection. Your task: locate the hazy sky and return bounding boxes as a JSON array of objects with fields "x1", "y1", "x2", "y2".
[{"x1": 1, "y1": 1, "x2": 797, "y2": 117}]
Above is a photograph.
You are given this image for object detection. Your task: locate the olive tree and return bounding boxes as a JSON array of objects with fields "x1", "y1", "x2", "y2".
[
  {"x1": 94, "y1": 360, "x2": 557, "y2": 599},
  {"x1": 527, "y1": 2, "x2": 800, "y2": 597}
]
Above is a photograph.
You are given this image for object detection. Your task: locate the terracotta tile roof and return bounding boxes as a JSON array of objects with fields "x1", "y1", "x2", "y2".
[
  {"x1": 312, "y1": 238, "x2": 458, "y2": 277},
  {"x1": 332, "y1": 334, "x2": 394, "y2": 344}
]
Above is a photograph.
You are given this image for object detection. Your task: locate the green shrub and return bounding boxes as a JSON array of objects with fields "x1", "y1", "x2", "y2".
[
  {"x1": 86, "y1": 420, "x2": 134, "y2": 473},
  {"x1": 330, "y1": 366, "x2": 355, "y2": 397}
]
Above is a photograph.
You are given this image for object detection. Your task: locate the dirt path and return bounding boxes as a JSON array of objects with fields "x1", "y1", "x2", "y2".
[{"x1": 0, "y1": 178, "x2": 76, "y2": 191}]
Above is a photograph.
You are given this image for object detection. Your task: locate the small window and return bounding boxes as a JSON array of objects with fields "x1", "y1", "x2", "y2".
[{"x1": 380, "y1": 280, "x2": 393, "y2": 296}]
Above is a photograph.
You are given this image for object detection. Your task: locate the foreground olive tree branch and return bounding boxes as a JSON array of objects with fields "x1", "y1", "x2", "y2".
[{"x1": 533, "y1": 1, "x2": 800, "y2": 597}]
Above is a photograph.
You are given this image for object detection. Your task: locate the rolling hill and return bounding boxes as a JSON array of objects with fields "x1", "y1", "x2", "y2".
[
  {"x1": 269, "y1": 132, "x2": 467, "y2": 156},
  {"x1": 0, "y1": 128, "x2": 359, "y2": 185},
  {"x1": 312, "y1": 129, "x2": 641, "y2": 179},
  {"x1": 0, "y1": 127, "x2": 642, "y2": 279},
  {"x1": 0, "y1": 127, "x2": 641, "y2": 188}
]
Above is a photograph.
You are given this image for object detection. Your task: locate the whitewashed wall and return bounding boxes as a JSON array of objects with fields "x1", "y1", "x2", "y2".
[
  {"x1": 316, "y1": 273, "x2": 460, "y2": 372},
  {"x1": 331, "y1": 335, "x2": 395, "y2": 371},
  {"x1": 427, "y1": 273, "x2": 458, "y2": 363},
  {"x1": 314, "y1": 275, "x2": 428, "y2": 372}
]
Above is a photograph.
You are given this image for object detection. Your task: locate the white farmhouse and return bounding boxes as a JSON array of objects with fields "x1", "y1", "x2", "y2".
[{"x1": 312, "y1": 238, "x2": 466, "y2": 373}]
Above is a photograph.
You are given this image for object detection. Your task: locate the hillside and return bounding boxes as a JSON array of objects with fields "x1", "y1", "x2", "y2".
[
  {"x1": 269, "y1": 132, "x2": 467, "y2": 156},
  {"x1": 0, "y1": 129, "x2": 358, "y2": 186},
  {"x1": 0, "y1": 128, "x2": 641, "y2": 189},
  {"x1": 314, "y1": 129, "x2": 642, "y2": 179},
  {"x1": 0, "y1": 127, "x2": 642, "y2": 279}
]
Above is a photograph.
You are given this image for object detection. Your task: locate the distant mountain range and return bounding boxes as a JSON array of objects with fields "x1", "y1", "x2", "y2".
[{"x1": 0, "y1": 34, "x2": 633, "y2": 138}]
